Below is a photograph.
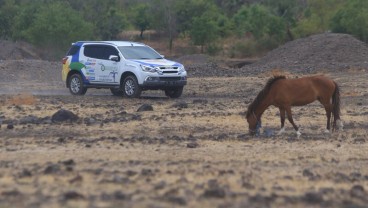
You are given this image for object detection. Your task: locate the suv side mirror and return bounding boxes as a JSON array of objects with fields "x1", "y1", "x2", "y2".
[{"x1": 109, "y1": 55, "x2": 120, "y2": 62}]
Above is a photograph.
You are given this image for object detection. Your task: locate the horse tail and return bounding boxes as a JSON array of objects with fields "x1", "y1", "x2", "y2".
[{"x1": 332, "y1": 81, "x2": 341, "y2": 131}]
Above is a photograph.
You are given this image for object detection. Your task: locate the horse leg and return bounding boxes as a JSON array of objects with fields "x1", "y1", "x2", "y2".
[
  {"x1": 277, "y1": 108, "x2": 286, "y2": 135},
  {"x1": 286, "y1": 107, "x2": 301, "y2": 138},
  {"x1": 323, "y1": 103, "x2": 332, "y2": 133}
]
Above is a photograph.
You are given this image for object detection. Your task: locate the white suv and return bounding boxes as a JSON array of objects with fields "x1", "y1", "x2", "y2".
[{"x1": 62, "y1": 41, "x2": 187, "y2": 98}]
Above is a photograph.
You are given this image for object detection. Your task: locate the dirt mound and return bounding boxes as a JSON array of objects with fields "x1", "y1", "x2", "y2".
[
  {"x1": 243, "y1": 33, "x2": 368, "y2": 74},
  {"x1": 175, "y1": 54, "x2": 211, "y2": 65},
  {"x1": 0, "y1": 59, "x2": 62, "y2": 86},
  {"x1": 0, "y1": 40, "x2": 41, "y2": 60}
]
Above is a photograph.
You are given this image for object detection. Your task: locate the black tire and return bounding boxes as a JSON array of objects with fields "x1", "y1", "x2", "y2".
[
  {"x1": 110, "y1": 88, "x2": 124, "y2": 96},
  {"x1": 68, "y1": 73, "x2": 87, "y2": 95},
  {"x1": 165, "y1": 87, "x2": 183, "y2": 98},
  {"x1": 123, "y1": 75, "x2": 141, "y2": 98}
]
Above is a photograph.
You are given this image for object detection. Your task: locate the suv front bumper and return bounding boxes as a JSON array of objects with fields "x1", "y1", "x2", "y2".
[{"x1": 141, "y1": 76, "x2": 187, "y2": 89}]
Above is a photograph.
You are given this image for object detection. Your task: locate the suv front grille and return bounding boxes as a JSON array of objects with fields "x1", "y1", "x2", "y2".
[
  {"x1": 160, "y1": 77, "x2": 181, "y2": 81},
  {"x1": 162, "y1": 71, "x2": 178, "y2": 74},
  {"x1": 159, "y1": 66, "x2": 179, "y2": 70}
]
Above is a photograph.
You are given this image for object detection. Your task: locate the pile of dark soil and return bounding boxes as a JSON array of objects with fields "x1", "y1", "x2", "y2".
[
  {"x1": 181, "y1": 33, "x2": 368, "y2": 77},
  {"x1": 242, "y1": 33, "x2": 368, "y2": 74}
]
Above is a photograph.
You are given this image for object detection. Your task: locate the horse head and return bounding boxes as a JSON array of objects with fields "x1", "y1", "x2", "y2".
[{"x1": 246, "y1": 111, "x2": 262, "y2": 136}]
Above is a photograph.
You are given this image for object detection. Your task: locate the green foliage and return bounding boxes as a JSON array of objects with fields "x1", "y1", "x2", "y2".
[
  {"x1": 292, "y1": 0, "x2": 344, "y2": 38},
  {"x1": 233, "y1": 4, "x2": 286, "y2": 41},
  {"x1": 175, "y1": 0, "x2": 209, "y2": 34},
  {"x1": 130, "y1": 3, "x2": 151, "y2": 39},
  {"x1": 1, "y1": 0, "x2": 367, "y2": 59},
  {"x1": 331, "y1": 0, "x2": 368, "y2": 42},
  {"x1": 188, "y1": 1, "x2": 227, "y2": 52},
  {"x1": 13, "y1": 2, "x2": 93, "y2": 48},
  {"x1": 77, "y1": 0, "x2": 128, "y2": 40},
  {"x1": 0, "y1": 0, "x2": 18, "y2": 39}
]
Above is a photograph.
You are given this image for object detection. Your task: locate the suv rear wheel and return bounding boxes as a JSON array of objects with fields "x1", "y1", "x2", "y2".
[
  {"x1": 69, "y1": 73, "x2": 87, "y2": 95},
  {"x1": 123, "y1": 75, "x2": 141, "y2": 98},
  {"x1": 165, "y1": 87, "x2": 183, "y2": 98}
]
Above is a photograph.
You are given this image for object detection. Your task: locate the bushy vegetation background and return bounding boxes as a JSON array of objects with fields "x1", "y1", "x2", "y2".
[{"x1": 0, "y1": 0, "x2": 367, "y2": 59}]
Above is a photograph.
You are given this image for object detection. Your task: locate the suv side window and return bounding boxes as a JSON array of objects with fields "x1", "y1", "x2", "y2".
[
  {"x1": 84, "y1": 45, "x2": 120, "y2": 60},
  {"x1": 67, "y1": 45, "x2": 80, "y2": 56}
]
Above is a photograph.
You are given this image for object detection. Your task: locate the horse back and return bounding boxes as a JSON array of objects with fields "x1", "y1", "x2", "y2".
[{"x1": 270, "y1": 75, "x2": 335, "y2": 106}]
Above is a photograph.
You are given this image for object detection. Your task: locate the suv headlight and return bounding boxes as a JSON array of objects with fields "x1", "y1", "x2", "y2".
[
  {"x1": 178, "y1": 66, "x2": 186, "y2": 74},
  {"x1": 141, "y1": 65, "x2": 157, "y2": 73}
]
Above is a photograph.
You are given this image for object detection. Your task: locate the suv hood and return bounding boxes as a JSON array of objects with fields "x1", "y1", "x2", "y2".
[{"x1": 130, "y1": 59, "x2": 182, "y2": 67}]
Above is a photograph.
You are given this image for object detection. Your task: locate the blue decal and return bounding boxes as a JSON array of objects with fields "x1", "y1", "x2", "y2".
[
  {"x1": 71, "y1": 42, "x2": 83, "y2": 63},
  {"x1": 131, "y1": 60, "x2": 180, "y2": 68}
]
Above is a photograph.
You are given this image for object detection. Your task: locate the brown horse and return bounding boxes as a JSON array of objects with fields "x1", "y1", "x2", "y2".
[{"x1": 246, "y1": 75, "x2": 342, "y2": 137}]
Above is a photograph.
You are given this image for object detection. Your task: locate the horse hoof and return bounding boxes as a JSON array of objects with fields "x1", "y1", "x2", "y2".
[
  {"x1": 277, "y1": 127, "x2": 285, "y2": 135},
  {"x1": 296, "y1": 131, "x2": 302, "y2": 138},
  {"x1": 323, "y1": 129, "x2": 330, "y2": 134}
]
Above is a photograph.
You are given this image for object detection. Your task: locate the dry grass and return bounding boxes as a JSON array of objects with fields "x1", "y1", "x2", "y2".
[{"x1": 5, "y1": 93, "x2": 37, "y2": 105}]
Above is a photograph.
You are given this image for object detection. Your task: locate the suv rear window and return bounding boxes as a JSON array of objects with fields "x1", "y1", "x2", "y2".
[
  {"x1": 67, "y1": 45, "x2": 80, "y2": 56},
  {"x1": 84, "y1": 45, "x2": 120, "y2": 60}
]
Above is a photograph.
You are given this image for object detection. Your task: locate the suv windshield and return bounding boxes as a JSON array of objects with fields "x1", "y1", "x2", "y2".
[{"x1": 118, "y1": 46, "x2": 162, "y2": 60}]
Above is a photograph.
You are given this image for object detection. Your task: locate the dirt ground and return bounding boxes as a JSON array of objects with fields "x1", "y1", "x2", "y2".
[
  {"x1": 1, "y1": 69, "x2": 368, "y2": 208},
  {"x1": 1, "y1": 33, "x2": 368, "y2": 207}
]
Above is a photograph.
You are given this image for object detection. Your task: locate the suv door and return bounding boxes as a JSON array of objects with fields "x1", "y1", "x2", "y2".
[{"x1": 83, "y1": 45, "x2": 120, "y2": 84}]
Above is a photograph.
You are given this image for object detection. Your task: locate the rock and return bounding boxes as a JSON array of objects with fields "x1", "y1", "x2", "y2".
[
  {"x1": 19, "y1": 169, "x2": 32, "y2": 177},
  {"x1": 167, "y1": 196, "x2": 187, "y2": 205},
  {"x1": 63, "y1": 191, "x2": 85, "y2": 200},
  {"x1": 303, "y1": 169, "x2": 314, "y2": 178},
  {"x1": 303, "y1": 192, "x2": 324, "y2": 204},
  {"x1": 192, "y1": 99, "x2": 208, "y2": 104},
  {"x1": 84, "y1": 117, "x2": 96, "y2": 125},
  {"x1": 350, "y1": 185, "x2": 365, "y2": 198},
  {"x1": 19, "y1": 115, "x2": 40, "y2": 124},
  {"x1": 202, "y1": 188, "x2": 226, "y2": 198},
  {"x1": 61, "y1": 159, "x2": 75, "y2": 166},
  {"x1": 187, "y1": 142, "x2": 199, "y2": 148},
  {"x1": 43, "y1": 164, "x2": 61, "y2": 174},
  {"x1": 171, "y1": 101, "x2": 188, "y2": 109},
  {"x1": 154, "y1": 181, "x2": 167, "y2": 190},
  {"x1": 51, "y1": 109, "x2": 79, "y2": 123},
  {"x1": 6, "y1": 124, "x2": 14, "y2": 129},
  {"x1": 1, "y1": 189, "x2": 22, "y2": 197},
  {"x1": 137, "y1": 104, "x2": 153, "y2": 112},
  {"x1": 69, "y1": 175, "x2": 83, "y2": 184}
]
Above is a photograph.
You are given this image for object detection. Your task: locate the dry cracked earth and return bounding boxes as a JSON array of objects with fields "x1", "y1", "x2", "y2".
[{"x1": 0, "y1": 69, "x2": 368, "y2": 208}]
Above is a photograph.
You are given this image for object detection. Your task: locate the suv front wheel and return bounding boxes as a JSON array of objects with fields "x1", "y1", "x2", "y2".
[
  {"x1": 69, "y1": 73, "x2": 87, "y2": 95},
  {"x1": 123, "y1": 75, "x2": 141, "y2": 98}
]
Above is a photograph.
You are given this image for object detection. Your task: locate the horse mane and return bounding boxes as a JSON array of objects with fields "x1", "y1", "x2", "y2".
[{"x1": 246, "y1": 75, "x2": 286, "y2": 118}]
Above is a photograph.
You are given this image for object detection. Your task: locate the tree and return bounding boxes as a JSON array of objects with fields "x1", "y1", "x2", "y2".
[
  {"x1": 175, "y1": 0, "x2": 209, "y2": 35},
  {"x1": 331, "y1": 0, "x2": 368, "y2": 43},
  {"x1": 11, "y1": 1, "x2": 93, "y2": 58},
  {"x1": 131, "y1": 3, "x2": 151, "y2": 39},
  {"x1": 74, "y1": 0, "x2": 128, "y2": 40},
  {"x1": 292, "y1": 0, "x2": 344, "y2": 38},
  {"x1": 190, "y1": 11, "x2": 219, "y2": 53},
  {"x1": 150, "y1": 0, "x2": 178, "y2": 53},
  {"x1": 233, "y1": 4, "x2": 286, "y2": 41},
  {"x1": 0, "y1": 0, "x2": 18, "y2": 39}
]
